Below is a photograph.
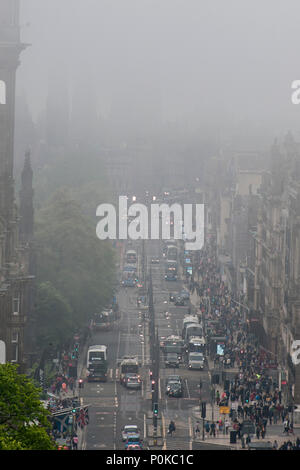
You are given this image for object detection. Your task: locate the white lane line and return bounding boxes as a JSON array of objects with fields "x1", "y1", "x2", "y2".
[
  {"x1": 188, "y1": 416, "x2": 193, "y2": 450},
  {"x1": 162, "y1": 413, "x2": 166, "y2": 450},
  {"x1": 158, "y1": 377, "x2": 162, "y2": 400},
  {"x1": 113, "y1": 411, "x2": 117, "y2": 450},
  {"x1": 144, "y1": 413, "x2": 146, "y2": 440},
  {"x1": 185, "y1": 379, "x2": 191, "y2": 399}
]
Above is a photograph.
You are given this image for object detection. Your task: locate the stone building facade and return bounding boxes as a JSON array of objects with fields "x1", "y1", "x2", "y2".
[{"x1": 0, "y1": 0, "x2": 33, "y2": 371}]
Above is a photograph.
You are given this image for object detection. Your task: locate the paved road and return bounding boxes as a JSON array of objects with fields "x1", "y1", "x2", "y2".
[{"x1": 81, "y1": 240, "x2": 149, "y2": 450}]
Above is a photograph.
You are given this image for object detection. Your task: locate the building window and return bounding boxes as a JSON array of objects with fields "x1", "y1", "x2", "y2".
[
  {"x1": 11, "y1": 343, "x2": 18, "y2": 362},
  {"x1": 0, "y1": 80, "x2": 6, "y2": 105},
  {"x1": 12, "y1": 296, "x2": 20, "y2": 315},
  {"x1": 11, "y1": 329, "x2": 19, "y2": 343}
]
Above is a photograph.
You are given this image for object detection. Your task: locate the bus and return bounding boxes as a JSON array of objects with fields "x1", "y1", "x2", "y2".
[
  {"x1": 87, "y1": 345, "x2": 108, "y2": 382},
  {"x1": 187, "y1": 336, "x2": 206, "y2": 354},
  {"x1": 162, "y1": 335, "x2": 184, "y2": 361},
  {"x1": 182, "y1": 315, "x2": 199, "y2": 339},
  {"x1": 92, "y1": 309, "x2": 115, "y2": 331},
  {"x1": 184, "y1": 323, "x2": 204, "y2": 344},
  {"x1": 126, "y1": 250, "x2": 137, "y2": 264}
]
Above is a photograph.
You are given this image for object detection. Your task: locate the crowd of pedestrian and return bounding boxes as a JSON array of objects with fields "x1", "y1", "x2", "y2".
[{"x1": 186, "y1": 235, "x2": 298, "y2": 449}]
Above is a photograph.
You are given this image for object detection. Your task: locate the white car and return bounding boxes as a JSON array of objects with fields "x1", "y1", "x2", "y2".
[
  {"x1": 188, "y1": 353, "x2": 205, "y2": 370},
  {"x1": 121, "y1": 425, "x2": 140, "y2": 442}
]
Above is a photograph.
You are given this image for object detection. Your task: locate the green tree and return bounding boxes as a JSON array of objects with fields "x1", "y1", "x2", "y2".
[
  {"x1": 35, "y1": 282, "x2": 73, "y2": 349},
  {"x1": 0, "y1": 364, "x2": 56, "y2": 450},
  {"x1": 35, "y1": 191, "x2": 116, "y2": 336}
]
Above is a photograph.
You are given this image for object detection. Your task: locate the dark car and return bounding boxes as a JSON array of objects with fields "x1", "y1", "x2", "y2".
[
  {"x1": 168, "y1": 382, "x2": 183, "y2": 398},
  {"x1": 175, "y1": 296, "x2": 185, "y2": 306},
  {"x1": 165, "y1": 375, "x2": 183, "y2": 395},
  {"x1": 165, "y1": 353, "x2": 180, "y2": 368}
]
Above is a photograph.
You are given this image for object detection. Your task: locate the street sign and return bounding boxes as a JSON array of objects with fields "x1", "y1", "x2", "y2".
[{"x1": 219, "y1": 406, "x2": 230, "y2": 414}]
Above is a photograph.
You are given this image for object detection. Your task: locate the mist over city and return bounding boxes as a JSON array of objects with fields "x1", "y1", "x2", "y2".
[{"x1": 1, "y1": 0, "x2": 300, "y2": 453}]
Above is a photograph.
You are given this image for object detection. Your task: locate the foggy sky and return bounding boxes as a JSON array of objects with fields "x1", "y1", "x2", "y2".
[{"x1": 17, "y1": 0, "x2": 300, "y2": 141}]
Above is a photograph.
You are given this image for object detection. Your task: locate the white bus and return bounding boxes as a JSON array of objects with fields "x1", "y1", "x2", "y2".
[
  {"x1": 87, "y1": 345, "x2": 108, "y2": 382},
  {"x1": 87, "y1": 345, "x2": 107, "y2": 369}
]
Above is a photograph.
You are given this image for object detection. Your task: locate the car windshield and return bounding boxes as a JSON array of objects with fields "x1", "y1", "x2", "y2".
[
  {"x1": 127, "y1": 435, "x2": 140, "y2": 442},
  {"x1": 167, "y1": 376, "x2": 180, "y2": 382},
  {"x1": 190, "y1": 353, "x2": 204, "y2": 360},
  {"x1": 170, "y1": 383, "x2": 181, "y2": 389},
  {"x1": 124, "y1": 427, "x2": 138, "y2": 433}
]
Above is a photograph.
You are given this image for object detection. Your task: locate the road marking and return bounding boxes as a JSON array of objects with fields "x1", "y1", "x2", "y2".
[
  {"x1": 144, "y1": 413, "x2": 146, "y2": 439},
  {"x1": 185, "y1": 379, "x2": 191, "y2": 399},
  {"x1": 158, "y1": 378, "x2": 162, "y2": 400},
  {"x1": 162, "y1": 413, "x2": 166, "y2": 449},
  {"x1": 113, "y1": 411, "x2": 117, "y2": 450},
  {"x1": 188, "y1": 416, "x2": 193, "y2": 450}
]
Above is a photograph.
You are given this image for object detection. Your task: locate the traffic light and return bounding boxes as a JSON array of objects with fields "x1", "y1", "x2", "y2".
[
  {"x1": 151, "y1": 379, "x2": 155, "y2": 392},
  {"x1": 78, "y1": 379, "x2": 84, "y2": 389},
  {"x1": 201, "y1": 402, "x2": 206, "y2": 419},
  {"x1": 153, "y1": 403, "x2": 158, "y2": 415}
]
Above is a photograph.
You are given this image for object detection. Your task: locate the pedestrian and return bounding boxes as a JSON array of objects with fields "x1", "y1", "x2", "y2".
[
  {"x1": 72, "y1": 434, "x2": 78, "y2": 450},
  {"x1": 168, "y1": 420, "x2": 176, "y2": 437},
  {"x1": 225, "y1": 418, "x2": 230, "y2": 435},
  {"x1": 194, "y1": 422, "x2": 200, "y2": 438},
  {"x1": 273, "y1": 440, "x2": 278, "y2": 450},
  {"x1": 210, "y1": 422, "x2": 216, "y2": 437},
  {"x1": 283, "y1": 418, "x2": 289, "y2": 435},
  {"x1": 205, "y1": 421, "x2": 210, "y2": 435}
]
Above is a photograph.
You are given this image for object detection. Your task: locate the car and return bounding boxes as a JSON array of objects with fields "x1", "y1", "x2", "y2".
[
  {"x1": 168, "y1": 382, "x2": 183, "y2": 398},
  {"x1": 166, "y1": 374, "x2": 182, "y2": 384},
  {"x1": 124, "y1": 434, "x2": 143, "y2": 449},
  {"x1": 165, "y1": 353, "x2": 180, "y2": 368},
  {"x1": 124, "y1": 373, "x2": 142, "y2": 389},
  {"x1": 174, "y1": 296, "x2": 185, "y2": 306},
  {"x1": 169, "y1": 293, "x2": 176, "y2": 302},
  {"x1": 188, "y1": 352, "x2": 205, "y2": 370},
  {"x1": 165, "y1": 271, "x2": 177, "y2": 281},
  {"x1": 121, "y1": 425, "x2": 140, "y2": 442},
  {"x1": 180, "y1": 289, "x2": 190, "y2": 300},
  {"x1": 165, "y1": 375, "x2": 183, "y2": 395}
]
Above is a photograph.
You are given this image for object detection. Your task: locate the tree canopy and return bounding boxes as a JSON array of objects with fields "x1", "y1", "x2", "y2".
[
  {"x1": 34, "y1": 190, "x2": 116, "y2": 347},
  {"x1": 0, "y1": 364, "x2": 56, "y2": 450}
]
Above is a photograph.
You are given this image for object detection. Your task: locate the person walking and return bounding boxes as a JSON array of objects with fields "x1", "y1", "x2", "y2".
[
  {"x1": 72, "y1": 434, "x2": 78, "y2": 450},
  {"x1": 168, "y1": 420, "x2": 176, "y2": 437},
  {"x1": 225, "y1": 418, "x2": 230, "y2": 435},
  {"x1": 205, "y1": 421, "x2": 210, "y2": 435},
  {"x1": 194, "y1": 421, "x2": 200, "y2": 439}
]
